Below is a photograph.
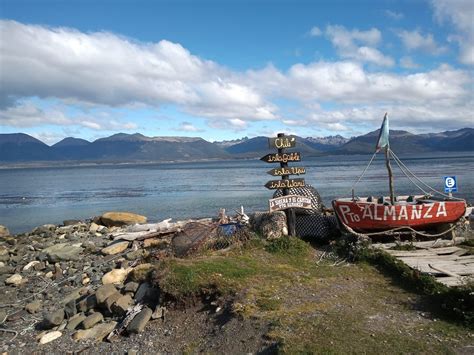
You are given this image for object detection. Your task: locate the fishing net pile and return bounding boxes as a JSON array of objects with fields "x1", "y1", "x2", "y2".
[{"x1": 273, "y1": 184, "x2": 338, "y2": 239}]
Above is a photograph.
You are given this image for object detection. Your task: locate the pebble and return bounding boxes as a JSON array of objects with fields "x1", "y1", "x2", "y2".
[
  {"x1": 23, "y1": 260, "x2": 40, "y2": 271},
  {"x1": 123, "y1": 281, "x2": 139, "y2": 293},
  {"x1": 39, "y1": 331, "x2": 62, "y2": 344},
  {"x1": 5, "y1": 274, "x2": 23, "y2": 286},
  {"x1": 25, "y1": 301, "x2": 42, "y2": 314}
]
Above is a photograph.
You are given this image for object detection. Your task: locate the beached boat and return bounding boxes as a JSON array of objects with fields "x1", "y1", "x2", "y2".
[{"x1": 332, "y1": 114, "x2": 467, "y2": 233}]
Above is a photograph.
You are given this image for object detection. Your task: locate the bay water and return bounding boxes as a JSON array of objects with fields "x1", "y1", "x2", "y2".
[{"x1": 1, "y1": 152, "x2": 473, "y2": 234}]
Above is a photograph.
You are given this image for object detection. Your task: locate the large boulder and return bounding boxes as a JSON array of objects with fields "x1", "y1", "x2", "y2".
[
  {"x1": 100, "y1": 212, "x2": 147, "y2": 227},
  {"x1": 42, "y1": 243, "x2": 83, "y2": 262}
]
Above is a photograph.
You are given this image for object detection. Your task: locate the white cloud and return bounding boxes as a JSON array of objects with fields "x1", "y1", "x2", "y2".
[
  {"x1": 399, "y1": 56, "x2": 420, "y2": 69},
  {"x1": 0, "y1": 20, "x2": 276, "y2": 123},
  {"x1": 324, "y1": 25, "x2": 394, "y2": 66},
  {"x1": 177, "y1": 121, "x2": 204, "y2": 132},
  {"x1": 397, "y1": 29, "x2": 446, "y2": 54},
  {"x1": 0, "y1": 20, "x2": 472, "y2": 137},
  {"x1": 385, "y1": 10, "x2": 404, "y2": 20},
  {"x1": 0, "y1": 101, "x2": 138, "y2": 131},
  {"x1": 431, "y1": 0, "x2": 474, "y2": 65},
  {"x1": 208, "y1": 118, "x2": 247, "y2": 131},
  {"x1": 309, "y1": 26, "x2": 322, "y2": 37}
]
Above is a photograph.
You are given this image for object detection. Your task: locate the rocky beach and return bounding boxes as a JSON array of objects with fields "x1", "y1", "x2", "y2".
[{"x1": 0, "y1": 209, "x2": 473, "y2": 354}]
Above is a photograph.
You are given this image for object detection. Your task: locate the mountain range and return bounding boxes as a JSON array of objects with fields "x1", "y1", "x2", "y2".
[{"x1": 0, "y1": 128, "x2": 472, "y2": 163}]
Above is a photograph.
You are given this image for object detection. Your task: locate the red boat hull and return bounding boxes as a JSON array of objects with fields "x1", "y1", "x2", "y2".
[{"x1": 332, "y1": 199, "x2": 466, "y2": 232}]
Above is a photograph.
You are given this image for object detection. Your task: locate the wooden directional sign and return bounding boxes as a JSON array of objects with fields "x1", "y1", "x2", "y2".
[
  {"x1": 260, "y1": 152, "x2": 301, "y2": 164},
  {"x1": 269, "y1": 194, "x2": 312, "y2": 212},
  {"x1": 268, "y1": 135, "x2": 297, "y2": 149},
  {"x1": 265, "y1": 178, "x2": 305, "y2": 190},
  {"x1": 267, "y1": 166, "x2": 306, "y2": 176}
]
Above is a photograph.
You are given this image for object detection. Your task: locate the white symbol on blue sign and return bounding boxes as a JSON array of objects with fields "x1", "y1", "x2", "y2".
[{"x1": 444, "y1": 176, "x2": 457, "y2": 193}]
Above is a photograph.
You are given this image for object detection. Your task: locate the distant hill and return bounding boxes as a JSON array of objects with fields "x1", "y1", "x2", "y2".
[
  {"x1": 0, "y1": 128, "x2": 472, "y2": 163},
  {"x1": 0, "y1": 133, "x2": 229, "y2": 162},
  {"x1": 335, "y1": 128, "x2": 474, "y2": 155},
  {"x1": 224, "y1": 136, "x2": 322, "y2": 157},
  {"x1": 0, "y1": 133, "x2": 54, "y2": 162}
]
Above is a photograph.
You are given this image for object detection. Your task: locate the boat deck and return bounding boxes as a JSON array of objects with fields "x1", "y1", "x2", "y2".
[{"x1": 373, "y1": 240, "x2": 473, "y2": 287}]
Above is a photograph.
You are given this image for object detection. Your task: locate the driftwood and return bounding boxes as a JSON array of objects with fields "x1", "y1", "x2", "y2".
[
  {"x1": 428, "y1": 264, "x2": 461, "y2": 278},
  {"x1": 107, "y1": 303, "x2": 144, "y2": 340}
]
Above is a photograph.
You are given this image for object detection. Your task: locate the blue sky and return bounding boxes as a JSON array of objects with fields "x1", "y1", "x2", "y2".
[{"x1": 0, "y1": 0, "x2": 472, "y2": 144}]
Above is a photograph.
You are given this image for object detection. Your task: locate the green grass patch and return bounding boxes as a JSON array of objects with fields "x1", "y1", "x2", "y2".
[{"x1": 153, "y1": 236, "x2": 472, "y2": 352}]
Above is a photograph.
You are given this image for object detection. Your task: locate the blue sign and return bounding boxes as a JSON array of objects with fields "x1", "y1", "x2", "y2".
[{"x1": 444, "y1": 176, "x2": 457, "y2": 193}]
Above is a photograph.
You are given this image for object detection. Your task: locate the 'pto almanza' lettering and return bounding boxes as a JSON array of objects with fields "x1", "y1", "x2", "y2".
[{"x1": 338, "y1": 202, "x2": 448, "y2": 224}]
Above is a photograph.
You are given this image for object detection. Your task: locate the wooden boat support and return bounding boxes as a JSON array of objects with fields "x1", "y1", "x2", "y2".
[{"x1": 373, "y1": 244, "x2": 474, "y2": 287}]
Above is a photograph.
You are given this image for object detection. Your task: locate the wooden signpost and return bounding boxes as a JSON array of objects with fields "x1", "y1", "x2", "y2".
[
  {"x1": 269, "y1": 195, "x2": 312, "y2": 213},
  {"x1": 261, "y1": 133, "x2": 308, "y2": 236}
]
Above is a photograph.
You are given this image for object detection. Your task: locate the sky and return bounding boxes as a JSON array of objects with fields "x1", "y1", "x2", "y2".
[{"x1": 0, "y1": 0, "x2": 473, "y2": 145}]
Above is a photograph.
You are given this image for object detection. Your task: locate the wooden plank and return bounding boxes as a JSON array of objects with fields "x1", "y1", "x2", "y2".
[
  {"x1": 265, "y1": 178, "x2": 305, "y2": 190},
  {"x1": 260, "y1": 152, "x2": 301, "y2": 164},
  {"x1": 268, "y1": 135, "x2": 297, "y2": 149},
  {"x1": 269, "y1": 195, "x2": 312, "y2": 212},
  {"x1": 428, "y1": 264, "x2": 460, "y2": 277},
  {"x1": 429, "y1": 246, "x2": 465, "y2": 255},
  {"x1": 434, "y1": 277, "x2": 466, "y2": 287},
  {"x1": 267, "y1": 166, "x2": 306, "y2": 176}
]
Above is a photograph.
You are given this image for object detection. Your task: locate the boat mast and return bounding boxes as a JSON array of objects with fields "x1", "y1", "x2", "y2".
[{"x1": 385, "y1": 147, "x2": 395, "y2": 205}]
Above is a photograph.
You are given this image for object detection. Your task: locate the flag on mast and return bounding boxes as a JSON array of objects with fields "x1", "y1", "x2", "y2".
[{"x1": 375, "y1": 113, "x2": 389, "y2": 152}]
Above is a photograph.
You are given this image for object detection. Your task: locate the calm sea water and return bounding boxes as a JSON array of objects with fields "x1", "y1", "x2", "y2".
[{"x1": 1, "y1": 152, "x2": 473, "y2": 234}]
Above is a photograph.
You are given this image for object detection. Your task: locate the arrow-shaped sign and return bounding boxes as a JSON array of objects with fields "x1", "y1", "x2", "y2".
[
  {"x1": 260, "y1": 152, "x2": 301, "y2": 163},
  {"x1": 265, "y1": 178, "x2": 305, "y2": 190},
  {"x1": 268, "y1": 135, "x2": 297, "y2": 149},
  {"x1": 267, "y1": 166, "x2": 306, "y2": 176}
]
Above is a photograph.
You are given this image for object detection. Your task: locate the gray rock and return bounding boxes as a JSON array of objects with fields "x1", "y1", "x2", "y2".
[
  {"x1": 43, "y1": 309, "x2": 65, "y2": 329},
  {"x1": 95, "y1": 284, "x2": 118, "y2": 305},
  {"x1": 103, "y1": 292, "x2": 122, "y2": 313},
  {"x1": 63, "y1": 220, "x2": 81, "y2": 226},
  {"x1": 43, "y1": 243, "x2": 83, "y2": 262},
  {"x1": 123, "y1": 281, "x2": 140, "y2": 293},
  {"x1": 134, "y1": 282, "x2": 159, "y2": 304},
  {"x1": 60, "y1": 287, "x2": 86, "y2": 305},
  {"x1": 127, "y1": 307, "x2": 152, "y2": 334},
  {"x1": 64, "y1": 299, "x2": 77, "y2": 318},
  {"x1": 111, "y1": 294, "x2": 133, "y2": 316},
  {"x1": 73, "y1": 321, "x2": 117, "y2": 341},
  {"x1": 77, "y1": 294, "x2": 97, "y2": 313},
  {"x1": 151, "y1": 306, "x2": 166, "y2": 320},
  {"x1": 0, "y1": 246, "x2": 10, "y2": 262},
  {"x1": 25, "y1": 301, "x2": 42, "y2": 314},
  {"x1": 0, "y1": 266, "x2": 15, "y2": 275},
  {"x1": 66, "y1": 313, "x2": 87, "y2": 330},
  {"x1": 81, "y1": 312, "x2": 103, "y2": 329},
  {"x1": 5, "y1": 274, "x2": 23, "y2": 286},
  {"x1": 125, "y1": 249, "x2": 148, "y2": 261}
]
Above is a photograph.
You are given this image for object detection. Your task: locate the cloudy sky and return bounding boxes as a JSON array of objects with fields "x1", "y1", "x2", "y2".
[{"x1": 0, "y1": 0, "x2": 473, "y2": 144}]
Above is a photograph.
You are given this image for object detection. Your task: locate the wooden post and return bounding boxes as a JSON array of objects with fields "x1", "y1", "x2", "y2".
[
  {"x1": 278, "y1": 133, "x2": 296, "y2": 236},
  {"x1": 385, "y1": 147, "x2": 395, "y2": 205}
]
